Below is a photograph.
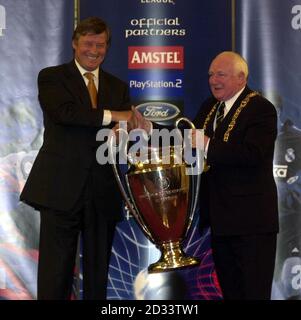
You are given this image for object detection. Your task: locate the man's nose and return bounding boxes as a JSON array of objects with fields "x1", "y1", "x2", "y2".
[
  {"x1": 209, "y1": 74, "x2": 218, "y2": 82},
  {"x1": 90, "y1": 44, "x2": 98, "y2": 52}
]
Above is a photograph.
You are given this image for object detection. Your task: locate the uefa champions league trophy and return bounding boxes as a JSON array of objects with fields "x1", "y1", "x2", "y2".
[{"x1": 108, "y1": 117, "x2": 202, "y2": 273}]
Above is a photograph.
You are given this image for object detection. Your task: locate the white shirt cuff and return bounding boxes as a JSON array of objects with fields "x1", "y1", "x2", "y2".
[{"x1": 102, "y1": 110, "x2": 112, "y2": 125}]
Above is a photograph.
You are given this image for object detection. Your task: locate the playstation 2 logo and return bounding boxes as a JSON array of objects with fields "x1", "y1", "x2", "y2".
[{"x1": 0, "y1": 5, "x2": 6, "y2": 37}]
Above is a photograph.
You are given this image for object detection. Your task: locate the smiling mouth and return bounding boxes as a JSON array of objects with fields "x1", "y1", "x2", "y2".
[{"x1": 86, "y1": 55, "x2": 99, "y2": 61}]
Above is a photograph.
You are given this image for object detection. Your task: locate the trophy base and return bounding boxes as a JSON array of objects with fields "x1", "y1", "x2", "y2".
[{"x1": 148, "y1": 241, "x2": 200, "y2": 273}]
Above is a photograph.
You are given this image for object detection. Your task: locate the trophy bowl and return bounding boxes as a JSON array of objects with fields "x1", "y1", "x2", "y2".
[{"x1": 109, "y1": 118, "x2": 202, "y2": 273}]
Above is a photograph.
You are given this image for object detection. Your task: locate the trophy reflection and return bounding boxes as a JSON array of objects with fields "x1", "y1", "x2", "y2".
[{"x1": 109, "y1": 118, "x2": 202, "y2": 273}]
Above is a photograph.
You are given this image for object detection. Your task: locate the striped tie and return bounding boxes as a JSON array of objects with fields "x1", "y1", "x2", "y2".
[{"x1": 215, "y1": 101, "x2": 225, "y2": 129}]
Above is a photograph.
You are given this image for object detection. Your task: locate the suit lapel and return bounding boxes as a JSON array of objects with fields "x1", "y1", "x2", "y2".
[{"x1": 64, "y1": 61, "x2": 94, "y2": 108}]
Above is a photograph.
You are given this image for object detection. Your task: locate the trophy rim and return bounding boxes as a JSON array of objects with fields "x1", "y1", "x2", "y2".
[{"x1": 127, "y1": 163, "x2": 186, "y2": 175}]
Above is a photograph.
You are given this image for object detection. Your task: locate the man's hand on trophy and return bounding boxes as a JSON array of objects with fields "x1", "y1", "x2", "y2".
[
  {"x1": 112, "y1": 106, "x2": 152, "y2": 144},
  {"x1": 128, "y1": 106, "x2": 152, "y2": 133}
]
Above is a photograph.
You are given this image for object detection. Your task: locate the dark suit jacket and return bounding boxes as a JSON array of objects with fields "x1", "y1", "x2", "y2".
[
  {"x1": 194, "y1": 87, "x2": 279, "y2": 236},
  {"x1": 20, "y1": 61, "x2": 130, "y2": 220}
]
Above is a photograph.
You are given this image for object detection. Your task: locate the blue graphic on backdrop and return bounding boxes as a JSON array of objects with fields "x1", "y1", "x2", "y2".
[
  {"x1": 236, "y1": 0, "x2": 301, "y2": 300},
  {"x1": 0, "y1": 1, "x2": 74, "y2": 299},
  {"x1": 107, "y1": 216, "x2": 222, "y2": 300},
  {"x1": 273, "y1": 119, "x2": 301, "y2": 300}
]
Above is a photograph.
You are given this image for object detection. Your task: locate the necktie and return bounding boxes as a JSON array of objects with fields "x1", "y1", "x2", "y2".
[
  {"x1": 84, "y1": 72, "x2": 98, "y2": 108},
  {"x1": 215, "y1": 101, "x2": 225, "y2": 129}
]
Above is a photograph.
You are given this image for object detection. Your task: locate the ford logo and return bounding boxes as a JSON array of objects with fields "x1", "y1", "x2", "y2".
[{"x1": 136, "y1": 102, "x2": 180, "y2": 122}]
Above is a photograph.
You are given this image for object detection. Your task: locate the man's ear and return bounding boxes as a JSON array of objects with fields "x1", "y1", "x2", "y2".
[
  {"x1": 238, "y1": 71, "x2": 246, "y2": 84},
  {"x1": 72, "y1": 39, "x2": 77, "y2": 51}
]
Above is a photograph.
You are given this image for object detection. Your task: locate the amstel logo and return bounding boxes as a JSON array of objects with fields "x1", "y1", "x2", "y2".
[{"x1": 128, "y1": 46, "x2": 184, "y2": 69}]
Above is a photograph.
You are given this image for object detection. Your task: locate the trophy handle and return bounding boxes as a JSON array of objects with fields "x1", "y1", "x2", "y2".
[
  {"x1": 175, "y1": 117, "x2": 195, "y2": 129},
  {"x1": 108, "y1": 130, "x2": 155, "y2": 242},
  {"x1": 174, "y1": 117, "x2": 202, "y2": 235}
]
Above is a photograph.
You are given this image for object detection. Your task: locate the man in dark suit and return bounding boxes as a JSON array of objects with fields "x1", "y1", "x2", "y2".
[
  {"x1": 20, "y1": 17, "x2": 133, "y2": 300},
  {"x1": 192, "y1": 51, "x2": 279, "y2": 299}
]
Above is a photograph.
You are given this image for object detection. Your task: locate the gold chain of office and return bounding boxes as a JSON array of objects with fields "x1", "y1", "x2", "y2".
[{"x1": 201, "y1": 91, "x2": 260, "y2": 142}]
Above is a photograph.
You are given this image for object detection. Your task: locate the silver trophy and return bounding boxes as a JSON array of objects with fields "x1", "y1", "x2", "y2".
[{"x1": 109, "y1": 118, "x2": 202, "y2": 273}]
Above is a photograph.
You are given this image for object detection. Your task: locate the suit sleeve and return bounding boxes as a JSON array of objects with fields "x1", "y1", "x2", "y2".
[{"x1": 38, "y1": 68, "x2": 104, "y2": 127}]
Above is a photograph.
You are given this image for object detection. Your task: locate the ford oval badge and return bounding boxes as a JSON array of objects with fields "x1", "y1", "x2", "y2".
[{"x1": 136, "y1": 102, "x2": 180, "y2": 122}]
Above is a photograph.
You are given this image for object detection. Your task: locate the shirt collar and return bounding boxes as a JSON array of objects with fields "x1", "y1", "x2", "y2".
[
  {"x1": 222, "y1": 86, "x2": 245, "y2": 115},
  {"x1": 74, "y1": 59, "x2": 99, "y2": 80}
]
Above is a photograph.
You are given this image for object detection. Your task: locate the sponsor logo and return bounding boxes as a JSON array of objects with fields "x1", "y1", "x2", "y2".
[
  {"x1": 129, "y1": 46, "x2": 184, "y2": 69},
  {"x1": 285, "y1": 148, "x2": 295, "y2": 162},
  {"x1": 129, "y1": 78, "x2": 183, "y2": 91},
  {"x1": 0, "y1": 5, "x2": 6, "y2": 36},
  {"x1": 273, "y1": 164, "x2": 288, "y2": 178},
  {"x1": 136, "y1": 102, "x2": 180, "y2": 122},
  {"x1": 128, "y1": 71, "x2": 183, "y2": 98}
]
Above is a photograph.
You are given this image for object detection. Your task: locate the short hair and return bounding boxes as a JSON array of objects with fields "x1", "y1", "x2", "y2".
[
  {"x1": 215, "y1": 51, "x2": 249, "y2": 79},
  {"x1": 72, "y1": 17, "x2": 111, "y2": 45}
]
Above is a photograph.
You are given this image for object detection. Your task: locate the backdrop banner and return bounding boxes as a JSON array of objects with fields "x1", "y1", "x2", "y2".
[
  {"x1": 0, "y1": 0, "x2": 74, "y2": 299},
  {"x1": 80, "y1": 0, "x2": 231, "y2": 300},
  {"x1": 0, "y1": 0, "x2": 233, "y2": 301},
  {"x1": 236, "y1": 0, "x2": 301, "y2": 300}
]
